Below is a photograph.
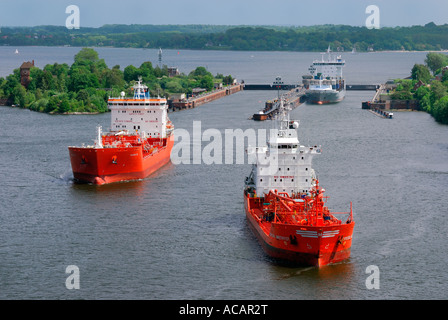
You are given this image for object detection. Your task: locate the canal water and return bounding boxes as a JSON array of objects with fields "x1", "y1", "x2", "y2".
[{"x1": 1, "y1": 47, "x2": 447, "y2": 300}]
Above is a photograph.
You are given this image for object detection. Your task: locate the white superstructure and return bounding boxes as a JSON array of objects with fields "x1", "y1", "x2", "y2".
[
  {"x1": 302, "y1": 46, "x2": 346, "y2": 103},
  {"x1": 246, "y1": 99, "x2": 321, "y2": 196},
  {"x1": 107, "y1": 78, "x2": 169, "y2": 139}
]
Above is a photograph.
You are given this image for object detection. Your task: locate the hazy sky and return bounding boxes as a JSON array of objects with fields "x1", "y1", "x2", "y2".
[{"x1": 0, "y1": 0, "x2": 447, "y2": 27}]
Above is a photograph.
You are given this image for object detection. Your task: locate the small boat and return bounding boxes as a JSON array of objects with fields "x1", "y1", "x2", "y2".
[{"x1": 253, "y1": 111, "x2": 268, "y2": 121}]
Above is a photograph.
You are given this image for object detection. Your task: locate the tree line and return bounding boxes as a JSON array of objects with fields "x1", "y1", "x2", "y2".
[
  {"x1": 390, "y1": 52, "x2": 448, "y2": 124},
  {"x1": 0, "y1": 48, "x2": 233, "y2": 114},
  {"x1": 1, "y1": 23, "x2": 447, "y2": 51}
]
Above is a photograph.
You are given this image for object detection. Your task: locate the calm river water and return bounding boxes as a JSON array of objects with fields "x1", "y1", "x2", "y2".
[{"x1": 1, "y1": 47, "x2": 447, "y2": 300}]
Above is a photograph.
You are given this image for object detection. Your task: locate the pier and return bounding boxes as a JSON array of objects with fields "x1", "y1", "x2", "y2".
[
  {"x1": 362, "y1": 80, "x2": 420, "y2": 116},
  {"x1": 168, "y1": 84, "x2": 242, "y2": 112},
  {"x1": 243, "y1": 84, "x2": 379, "y2": 91},
  {"x1": 368, "y1": 107, "x2": 393, "y2": 119},
  {"x1": 166, "y1": 82, "x2": 380, "y2": 114}
]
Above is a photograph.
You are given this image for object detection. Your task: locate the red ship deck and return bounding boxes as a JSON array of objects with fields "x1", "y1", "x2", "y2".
[{"x1": 244, "y1": 186, "x2": 354, "y2": 267}]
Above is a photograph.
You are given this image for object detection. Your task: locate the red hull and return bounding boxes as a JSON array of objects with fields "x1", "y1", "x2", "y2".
[
  {"x1": 244, "y1": 191, "x2": 354, "y2": 267},
  {"x1": 68, "y1": 135, "x2": 174, "y2": 185}
]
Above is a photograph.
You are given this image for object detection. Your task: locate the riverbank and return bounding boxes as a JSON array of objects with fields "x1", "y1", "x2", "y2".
[
  {"x1": 1, "y1": 23, "x2": 447, "y2": 52},
  {"x1": 0, "y1": 47, "x2": 237, "y2": 115}
]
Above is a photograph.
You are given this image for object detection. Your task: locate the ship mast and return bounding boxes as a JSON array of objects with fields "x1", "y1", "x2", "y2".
[{"x1": 276, "y1": 98, "x2": 290, "y2": 138}]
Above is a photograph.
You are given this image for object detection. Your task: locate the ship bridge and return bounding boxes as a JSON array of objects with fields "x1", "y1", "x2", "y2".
[
  {"x1": 248, "y1": 99, "x2": 321, "y2": 197},
  {"x1": 107, "y1": 78, "x2": 169, "y2": 139}
]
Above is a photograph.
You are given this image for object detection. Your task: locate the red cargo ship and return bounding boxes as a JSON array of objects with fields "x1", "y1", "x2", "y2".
[
  {"x1": 244, "y1": 99, "x2": 354, "y2": 267},
  {"x1": 68, "y1": 79, "x2": 174, "y2": 185}
]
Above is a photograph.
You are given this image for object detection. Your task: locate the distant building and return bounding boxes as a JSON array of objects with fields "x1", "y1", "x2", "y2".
[
  {"x1": 168, "y1": 67, "x2": 180, "y2": 77},
  {"x1": 192, "y1": 88, "x2": 206, "y2": 96},
  {"x1": 170, "y1": 93, "x2": 186, "y2": 102},
  {"x1": 435, "y1": 66, "x2": 448, "y2": 81},
  {"x1": 20, "y1": 60, "x2": 34, "y2": 88}
]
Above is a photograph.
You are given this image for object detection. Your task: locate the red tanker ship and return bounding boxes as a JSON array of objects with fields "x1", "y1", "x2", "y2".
[
  {"x1": 244, "y1": 99, "x2": 354, "y2": 267},
  {"x1": 68, "y1": 79, "x2": 174, "y2": 185}
]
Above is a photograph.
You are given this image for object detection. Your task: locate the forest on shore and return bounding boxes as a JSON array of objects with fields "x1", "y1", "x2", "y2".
[
  {"x1": 390, "y1": 52, "x2": 448, "y2": 124},
  {"x1": 0, "y1": 48, "x2": 233, "y2": 114},
  {"x1": 1, "y1": 23, "x2": 447, "y2": 52}
]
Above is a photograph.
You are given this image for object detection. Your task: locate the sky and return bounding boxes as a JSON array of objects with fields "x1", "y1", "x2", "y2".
[{"x1": 0, "y1": 0, "x2": 447, "y2": 28}]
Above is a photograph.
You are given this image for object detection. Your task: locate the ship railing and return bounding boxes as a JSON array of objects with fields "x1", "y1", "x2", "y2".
[
  {"x1": 265, "y1": 191, "x2": 353, "y2": 225},
  {"x1": 273, "y1": 209, "x2": 351, "y2": 226}
]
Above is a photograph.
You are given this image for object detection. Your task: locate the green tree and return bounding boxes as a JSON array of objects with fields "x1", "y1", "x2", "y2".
[
  {"x1": 11, "y1": 83, "x2": 26, "y2": 106},
  {"x1": 68, "y1": 68, "x2": 99, "y2": 92},
  {"x1": 414, "y1": 85, "x2": 430, "y2": 100},
  {"x1": 430, "y1": 80, "x2": 447, "y2": 103},
  {"x1": 74, "y1": 47, "x2": 100, "y2": 63},
  {"x1": 189, "y1": 66, "x2": 210, "y2": 77},
  {"x1": 432, "y1": 96, "x2": 448, "y2": 124},
  {"x1": 425, "y1": 52, "x2": 448, "y2": 75},
  {"x1": 411, "y1": 64, "x2": 431, "y2": 83},
  {"x1": 58, "y1": 99, "x2": 70, "y2": 113},
  {"x1": 199, "y1": 75, "x2": 214, "y2": 91},
  {"x1": 102, "y1": 67, "x2": 125, "y2": 88},
  {"x1": 222, "y1": 75, "x2": 234, "y2": 85},
  {"x1": 42, "y1": 71, "x2": 56, "y2": 91},
  {"x1": 139, "y1": 61, "x2": 154, "y2": 81},
  {"x1": 123, "y1": 65, "x2": 140, "y2": 82}
]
